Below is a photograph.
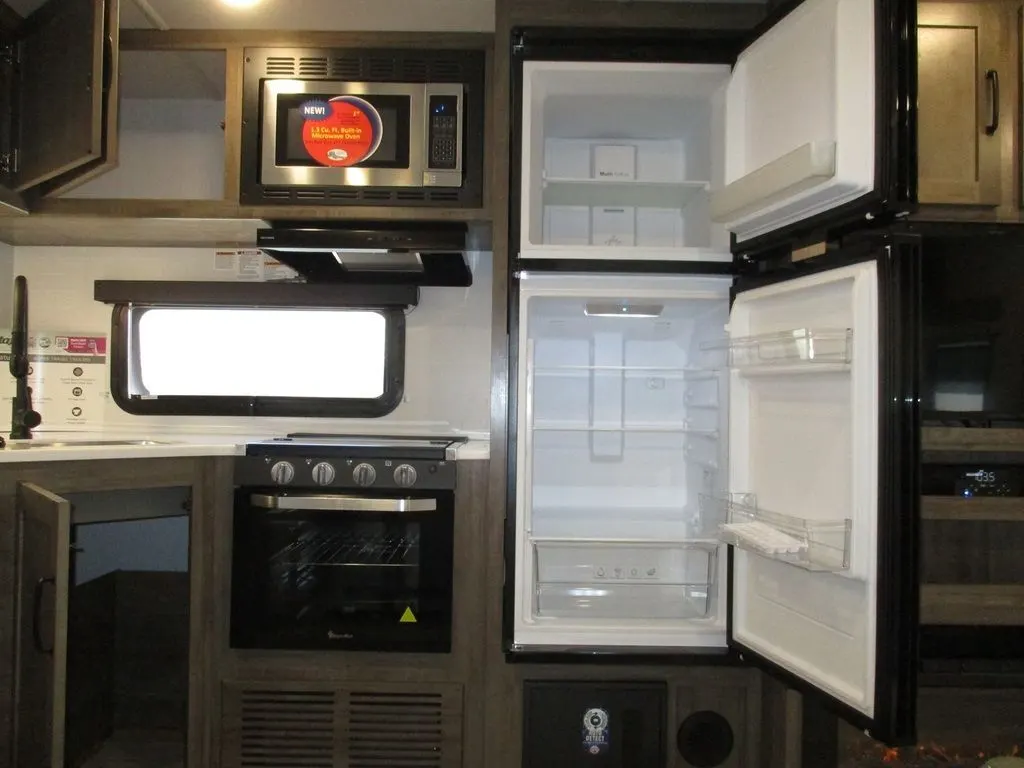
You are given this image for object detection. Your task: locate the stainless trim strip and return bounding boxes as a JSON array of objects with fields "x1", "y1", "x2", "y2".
[
  {"x1": 251, "y1": 494, "x2": 438, "y2": 512},
  {"x1": 260, "y1": 79, "x2": 463, "y2": 188}
]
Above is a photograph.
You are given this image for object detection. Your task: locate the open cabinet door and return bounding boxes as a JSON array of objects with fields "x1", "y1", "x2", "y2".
[
  {"x1": 710, "y1": 0, "x2": 916, "y2": 247},
  {"x1": 14, "y1": 0, "x2": 118, "y2": 196},
  {"x1": 15, "y1": 483, "x2": 73, "y2": 768},
  {"x1": 724, "y1": 238, "x2": 919, "y2": 744}
]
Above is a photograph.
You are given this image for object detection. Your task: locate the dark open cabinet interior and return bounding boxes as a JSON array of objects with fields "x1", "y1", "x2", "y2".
[{"x1": 0, "y1": 0, "x2": 118, "y2": 213}]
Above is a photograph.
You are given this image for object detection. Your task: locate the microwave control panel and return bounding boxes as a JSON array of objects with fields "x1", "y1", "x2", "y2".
[{"x1": 428, "y1": 94, "x2": 460, "y2": 170}]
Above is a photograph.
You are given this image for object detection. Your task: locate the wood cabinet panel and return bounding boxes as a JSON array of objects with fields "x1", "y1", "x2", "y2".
[
  {"x1": 917, "y1": 3, "x2": 1007, "y2": 206},
  {"x1": 14, "y1": 483, "x2": 72, "y2": 768}
]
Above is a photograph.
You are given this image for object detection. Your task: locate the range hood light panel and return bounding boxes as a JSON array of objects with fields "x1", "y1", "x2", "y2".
[{"x1": 332, "y1": 250, "x2": 426, "y2": 273}]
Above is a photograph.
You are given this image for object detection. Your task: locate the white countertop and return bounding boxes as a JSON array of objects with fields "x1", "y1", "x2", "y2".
[{"x1": 0, "y1": 429, "x2": 490, "y2": 463}]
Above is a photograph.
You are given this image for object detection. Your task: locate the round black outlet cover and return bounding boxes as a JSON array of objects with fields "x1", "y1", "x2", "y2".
[{"x1": 676, "y1": 710, "x2": 735, "y2": 767}]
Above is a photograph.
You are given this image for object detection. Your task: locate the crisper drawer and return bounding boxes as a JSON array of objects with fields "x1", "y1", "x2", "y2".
[{"x1": 532, "y1": 538, "x2": 717, "y2": 620}]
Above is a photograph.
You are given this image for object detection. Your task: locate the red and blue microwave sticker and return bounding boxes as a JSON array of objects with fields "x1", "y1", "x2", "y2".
[
  {"x1": 582, "y1": 708, "x2": 609, "y2": 756},
  {"x1": 300, "y1": 96, "x2": 383, "y2": 167}
]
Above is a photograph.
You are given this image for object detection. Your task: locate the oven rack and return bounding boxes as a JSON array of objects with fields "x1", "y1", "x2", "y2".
[{"x1": 271, "y1": 531, "x2": 421, "y2": 567}]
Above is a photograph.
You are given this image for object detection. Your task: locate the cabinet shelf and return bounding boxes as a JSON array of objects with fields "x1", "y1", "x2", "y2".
[
  {"x1": 703, "y1": 327, "x2": 852, "y2": 373},
  {"x1": 542, "y1": 177, "x2": 710, "y2": 209},
  {"x1": 703, "y1": 495, "x2": 852, "y2": 572}
]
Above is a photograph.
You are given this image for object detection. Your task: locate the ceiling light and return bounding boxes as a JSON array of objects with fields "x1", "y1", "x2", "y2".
[{"x1": 219, "y1": 0, "x2": 263, "y2": 8}]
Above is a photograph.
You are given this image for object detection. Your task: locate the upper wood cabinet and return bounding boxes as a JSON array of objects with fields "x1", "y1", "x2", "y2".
[
  {"x1": 0, "y1": 0, "x2": 119, "y2": 214},
  {"x1": 917, "y1": 2, "x2": 1012, "y2": 207}
]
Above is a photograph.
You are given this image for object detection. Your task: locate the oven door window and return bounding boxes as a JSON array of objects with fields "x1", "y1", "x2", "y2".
[
  {"x1": 275, "y1": 93, "x2": 411, "y2": 169},
  {"x1": 232, "y1": 495, "x2": 454, "y2": 652}
]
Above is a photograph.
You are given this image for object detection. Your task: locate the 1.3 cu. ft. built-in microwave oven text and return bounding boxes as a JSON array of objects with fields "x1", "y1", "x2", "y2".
[{"x1": 240, "y1": 47, "x2": 485, "y2": 208}]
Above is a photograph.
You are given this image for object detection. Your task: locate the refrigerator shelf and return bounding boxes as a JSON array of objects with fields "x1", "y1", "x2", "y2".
[
  {"x1": 702, "y1": 495, "x2": 852, "y2": 572},
  {"x1": 535, "y1": 582, "x2": 712, "y2": 620},
  {"x1": 702, "y1": 327, "x2": 852, "y2": 373},
  {"x1": 542, "y1": 176, "x2": 711, "y2": 209},
  {"x1": 532, "y1": 421, "x2": 718, "y2": 436},
  {"x1": 532, "y1": 365, "x2": 719, "y2": 381},
  {"x1": 532, "y1": 536, "x2": 717, "y2": 584}
]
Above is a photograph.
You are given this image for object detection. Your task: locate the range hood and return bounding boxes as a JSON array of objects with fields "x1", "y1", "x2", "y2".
[{"x1": 257, "y1": 222, "x2": 472, "y2": 286}]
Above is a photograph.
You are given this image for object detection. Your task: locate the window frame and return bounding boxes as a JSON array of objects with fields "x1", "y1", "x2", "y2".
[{"x1": 108, "y1": 303, "x2": 406, "y2": 418}]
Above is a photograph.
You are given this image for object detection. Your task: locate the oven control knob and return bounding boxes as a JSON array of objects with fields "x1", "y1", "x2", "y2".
[
  {"x1": 270, "y1": 461, "x2": 295, "y2": 485},
  {"x1": 394, "y1": 464, "x2": 417, "y2": 488},
  {"x1": 352, "y1": 463, "x2": 377, "y2": 487},
  {"x1": 311, "y1": 462, "x2": 336, "y2": 486}
]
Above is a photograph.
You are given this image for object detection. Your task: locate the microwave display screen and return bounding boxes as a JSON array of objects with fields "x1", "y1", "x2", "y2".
[{"x1": 275, "y1": 93, "x2": 410, "y2": 169}]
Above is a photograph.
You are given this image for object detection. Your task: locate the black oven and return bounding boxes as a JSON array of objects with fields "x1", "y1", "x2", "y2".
[{"x1": 230, "y1": 435, "x2": 463, "y2": 653}]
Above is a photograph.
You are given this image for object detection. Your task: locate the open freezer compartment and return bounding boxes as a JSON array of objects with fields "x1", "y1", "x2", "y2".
[
  {"x1": 520, "y1": 61, "x2": 732, "y2": 262},
  {"x1": 513, "y1": 272, "x2": 733, "y2": 649},
  {"x1": 727, "y1": 260, "x2": 880, "y2": 716}
]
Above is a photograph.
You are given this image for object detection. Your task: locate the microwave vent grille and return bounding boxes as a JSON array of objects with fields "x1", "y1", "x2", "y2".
[
  {"x1": 362, "y1": 190, "x2": 392, "y2": 202},
  {"x1": 330, "y1": 58, "x2": 362, "y2": 79},
  {"x1": 258, "y1": 188, "x2": 457, "y2": 205},
  {"x1": 295, "y1": 189, "x2": 326, "y2": 201},
  {"x1": 428, "y1": 190, "x2": 460, "y2": 202},
  {"x1": 328, "y1": 189, "x2": 361, "y2": 201},
  {"x1": 402, "y1": 59, "x2": 430, "y2": 81},
  {"x1": 430, "y1": 61, "x2": 464, "y2": 80},
  {"x1": 262, "y1": 188, "x2": 291, "y2": 200},
  {"x1": 265, "y1": 56, "x2": 296, "y2": 76},
  {"x1": 367, "y1": 57, "x2": 397, "y2": 79},
  {"x1": 298, "y1": 57, "x2": 329, "y2": 76}
]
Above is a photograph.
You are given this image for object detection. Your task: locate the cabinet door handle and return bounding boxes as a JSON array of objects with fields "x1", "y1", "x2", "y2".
[
  {"x1": 31, "y1": 577, "x2": 55, "y2": 655},
  {"x1": 986, "y1": 69, "x2": 1000, "y2": 135}
]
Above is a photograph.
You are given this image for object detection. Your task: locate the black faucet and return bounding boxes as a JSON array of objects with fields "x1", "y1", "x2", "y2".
[{"x1": 10, "y1": 275, "x2": 41, "y2": 440}]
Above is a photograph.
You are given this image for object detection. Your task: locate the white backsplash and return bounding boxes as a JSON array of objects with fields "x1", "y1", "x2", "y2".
[{"x1": 11, "y1": 245, "x2": 493, "y2": 438}]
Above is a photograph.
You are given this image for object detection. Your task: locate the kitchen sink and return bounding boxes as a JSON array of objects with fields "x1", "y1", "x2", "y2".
[{"x1": 3, "y1": 439, "x2": 172, "y2": 450}]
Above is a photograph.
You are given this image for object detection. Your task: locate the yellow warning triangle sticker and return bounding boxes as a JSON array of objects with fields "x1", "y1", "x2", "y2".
[{"x1": 399, "y1": 606, "x2": 417, "y2": 624}]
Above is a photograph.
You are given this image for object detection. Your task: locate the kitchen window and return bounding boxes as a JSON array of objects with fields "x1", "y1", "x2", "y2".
[{"x1": 109, "y1": 304, "x2": 406, "y2": 417}]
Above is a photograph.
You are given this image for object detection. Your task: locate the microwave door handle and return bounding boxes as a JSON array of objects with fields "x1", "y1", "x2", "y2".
[{"x1": 250, "y1": 494, "x2": 438, "y2": 513}]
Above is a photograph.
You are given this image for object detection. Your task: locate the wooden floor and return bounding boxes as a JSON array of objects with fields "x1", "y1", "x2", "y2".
[{"x1": 80, "y1": 729, "x2": 185, "y2": 768}]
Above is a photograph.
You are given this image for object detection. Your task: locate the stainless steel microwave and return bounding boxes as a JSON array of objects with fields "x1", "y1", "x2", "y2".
[{"x1": 240, "y1": 47, "x2": 485, "y2": 208}]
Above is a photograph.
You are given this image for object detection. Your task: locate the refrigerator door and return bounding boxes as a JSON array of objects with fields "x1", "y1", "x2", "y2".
[
  {"x1": 711, "y1": 0, "x2": 915, "y2": 248},
  {"x1": 724, "y1": 239, "x2": 919, "y2": 744}
]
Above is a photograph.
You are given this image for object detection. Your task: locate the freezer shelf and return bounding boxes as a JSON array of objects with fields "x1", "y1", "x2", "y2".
[
  {"x1": 536, "y1": 582, "x2": 712, "y2": 620},
  {"x1": 702, "y1": 327, "x2": 852, "y2": 373},
  {"x1": 703, "y1": 495, "x2": 851, "y2": 572}
]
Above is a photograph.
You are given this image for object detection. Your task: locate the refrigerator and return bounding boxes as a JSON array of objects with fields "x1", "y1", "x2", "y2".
[{"x1": 505, "y1": 0, "x2": 920, "y2": 747}]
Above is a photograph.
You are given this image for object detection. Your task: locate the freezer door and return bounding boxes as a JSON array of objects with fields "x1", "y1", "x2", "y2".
[
  {"x1": 725, "y1": 241, "x2": 919, "y2": 744},
  {"x1": 711, "y1": 0, "x2": 915, "y2": 247}
]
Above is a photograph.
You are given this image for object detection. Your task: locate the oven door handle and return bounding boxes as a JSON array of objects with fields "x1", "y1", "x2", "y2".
[{"x1": 250, "y1": 494, "x2": 438, "y2": 513}]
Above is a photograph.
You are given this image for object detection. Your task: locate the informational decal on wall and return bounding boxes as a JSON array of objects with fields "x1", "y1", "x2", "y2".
[
  {"x1": 300, "y1": 96, "x2": 383, "y2": 167},
  {"x1": 0, "y1": 331, "x2": 108, "y2": 428},
  {"x1": 214, "y1": 249, "x2": 299, "y2": 282},
  {"x1": 581, "y1": 708, "x2": 610, "y2": 756}
]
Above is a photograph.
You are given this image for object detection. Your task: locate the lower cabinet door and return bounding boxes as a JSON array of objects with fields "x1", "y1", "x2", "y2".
[
  {"x1": 220, "y1": 681, "x2": 465, "y2": 768},
  {"x1": 14, "y1": 483, "x2": 73, "y2": 768}
]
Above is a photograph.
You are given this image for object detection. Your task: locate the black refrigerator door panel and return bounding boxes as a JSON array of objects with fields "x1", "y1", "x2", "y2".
[
  {"x1": 523, "y1": 681, "x2": 667, "y2": 768},
  {"x1": 726, "y1": 234, "x2": 921, "y2": 746}
]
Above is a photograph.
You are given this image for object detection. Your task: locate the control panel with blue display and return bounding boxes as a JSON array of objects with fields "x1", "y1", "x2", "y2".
[
  {"x1": 428, "y1": 94, "x2": 460, "y2": 170},
  {"x1": 955, "y1": 468, "x2": 1021, "y2": 497}
]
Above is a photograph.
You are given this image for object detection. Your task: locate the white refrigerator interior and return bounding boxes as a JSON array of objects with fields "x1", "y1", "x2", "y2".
[
  {"x1": 514, "y1": 273, "x2": 733, "y2": 649},
  {"x1": 514, "y1": 262, "x2": 879, "y2": 683},
  {"x1": 519, "y1": 0, "x2": 876, "y2": 260}
]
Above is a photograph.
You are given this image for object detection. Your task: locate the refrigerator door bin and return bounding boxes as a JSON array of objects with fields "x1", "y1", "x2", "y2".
[
  {"x1": 532, "y1": 538, "x2": 717, "y2": 620},
  {"x1": 704, "y1": 327, "x2": 853, "y2": 373},
  {"x1": 704, "y1": 494, "x2": 852, "y2": 572}
]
